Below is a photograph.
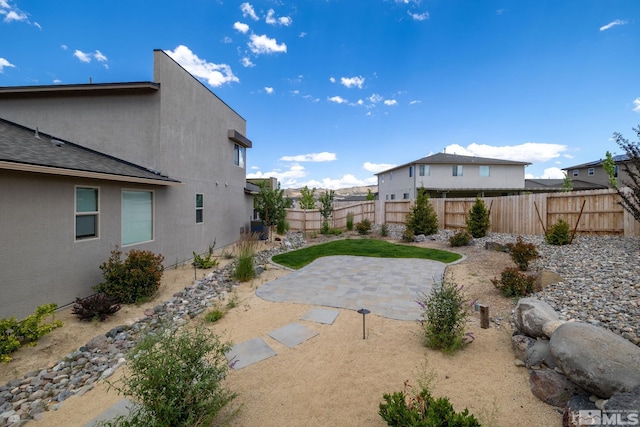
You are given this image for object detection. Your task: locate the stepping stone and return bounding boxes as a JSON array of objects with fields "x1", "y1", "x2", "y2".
[
  {"x1": 301, "y1": 308, "x2": 340, "y2": 324},
  {"x1": 225, "y1": 337, "x2": 277, "y2": 369},
  {"x1": 268, "y1": 322, "x2": 318, "y2": 348}
]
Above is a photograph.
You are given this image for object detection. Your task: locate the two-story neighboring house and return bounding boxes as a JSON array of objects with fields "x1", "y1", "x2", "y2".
[
  {"x1": 377, "y1": 152, "x2": 530, "y2": 200},
  {"x1": 563, "y1": 155, "x2": 630, "y2": 189},
  {"x1": 0, "y1": 50, "x2": 254, "y2": 318}
]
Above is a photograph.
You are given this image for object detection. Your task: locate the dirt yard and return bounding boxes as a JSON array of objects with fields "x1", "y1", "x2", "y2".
[{"x1": 1, "y1": 236, "x2": 563, "y2": 427}]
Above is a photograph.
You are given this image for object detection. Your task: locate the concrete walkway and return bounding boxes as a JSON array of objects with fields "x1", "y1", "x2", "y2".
[{"x1": 258, "y1": 255, "x2": 449, "y2": 321}]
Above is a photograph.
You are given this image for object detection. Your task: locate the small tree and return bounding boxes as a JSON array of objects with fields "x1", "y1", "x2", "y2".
[
  {"x1": 299, "y1": 185, "x2": 316, "y2": 210},
  {"x1": 366, "y1": 188, "x2": 376, "y2": 201},
  {"x1": 406, "y1": 189, "x2": 438, "y2": 236},
  {"x1": 318, "y1": 190, "x2": 335, "y2": 233},
  {"x1": 612, "y1": 125, "x2": 640, "y2": 223},
  {"x1": 254, "y1": 182, "x2": 286, "y2": 239},
  {"x1": 466, "y1": 197, "x2": 490, "y2": 238},
  {"x1": 562, "y1": 171, "x2": 573, "y2": 192},
  {"x1": 603, "y1": 151, "x2": 618, "y2": 188}
]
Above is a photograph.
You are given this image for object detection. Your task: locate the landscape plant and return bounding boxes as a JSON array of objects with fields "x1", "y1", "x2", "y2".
[
  {"x1": 417, "y1": 277, "x2": 473, "y2": 353},
  {"x1": 491, "y1": 267, "x2": 536, "y2": 297},
  {"x1": 276, "y1": 218, "x2": 289, "y2": 235},
  {"x1": 102, "y1": 326, "x2": 236, "y2": 427},
  {"x1": 205, "y1": 307, "x2": 225, "y2": 323},
  {"x1": 505, "y1": 236, "x2": 539, "y2": 271},
  {"x1": 253, "y1": 182, "x2": 287, "y2": 240},
  {"x1": 318, "y1": 190, "x2": 335, "y2": 234},
  {"x1": 192, "y1": 251, "x2": 219, "y2": 269},
  {"x1": 545, "y1": 218, "x2": 571, "y2": 245},
  {"x1": 406, "y1": 189, "x2": 438, "y2": 236},
  {"x1": 346, "y1": 212, "x2": 355, "y2": 231},
  {"x1": 0, "y1": 304, "x2": 63, "y2": 363},
  {"x1": 299, "y1": 185, "x2": 316, "y2": 210},
  {"x1": 232, "y1": 232, "x2": 259, "y2": 282},
  {"x1": 355, "y1": 217, "x2": 372, "y2": 235},
  {"x1": 380, "y1": 223, "x2": 389, "y2": 237},
  {"x1": 449, "y1": 229, "x2": 472, "y2": 247},
  {"x1": 466, "y1": 197, "x2": 490, "y2": 238},
  {"x1": 610, "y1": 125, "x2": 640, "y2": 222},
  {"x1": 72, "y1": 294, "x2": 121, "y2": 321},
  {"x1": 94, "y1": 247, "x2": 164, "y2": 304}
]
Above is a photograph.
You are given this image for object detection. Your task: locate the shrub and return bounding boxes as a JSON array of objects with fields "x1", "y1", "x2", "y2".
[
  {"x1": 205, "y1": 308, "x2": 225, "y2": 323},
  {"x1": 321, "y1": 220, "x2": 331, "y2": 235},
  {"x1": 346, "y1": 212, "x2": 355, "y2": 231},
  {"x1": 95, "y1": 247, "x2": 164, "y2": 304},
  {"x1": 402, "y1": 226, "x2": 415, "y2": 242},
  {"x1": 417, "y1": 278, "x2": 472, "y2": 353},
  {"x1": 406, "y1": 190, "x2": 438, "y2": 236},
  {"x1": 103, "y1": 326, "x2": 236, "y2": 426},
  {"x1": 1, "y1": 304, "x2": 63, "y2": 363},
  {"x1": 72, "y1": 294, "x2": 121, "y2": 321},
  {"x1": 380, "y1": 223, "x2": 389, "y2": 237},
  {"x1": 545, "y1": 218, "x2": 571, "y2": 245},
  {"x1": 379, "y1": 381, "x2": 480, "y2": 427},
  {"x1": 192, "y1": 251, "x2": 219, "y2": 269},
  {"x1": 466, "y1": 197, "x2": 490, "y2": 238},
  {"x1": 449, "y1": 229, "x2": 472, "y2": 247},
  {"x1": 233, "y1": 232, "x2": 259, "y2": 282},
  {"x1": 505, "y1": 236, "x2": 539, "y2": 271},
  {"x1": 276, "y1": 218, "x2": 289, "y2": 235},
  {"x1": 355, "y1": 218, "x2": 372, "y2": 235},
  {"x1": 491, "y1": 267, "x2": 536, "y2": 297}
]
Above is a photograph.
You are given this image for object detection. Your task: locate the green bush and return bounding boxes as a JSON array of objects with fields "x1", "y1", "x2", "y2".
[
  {"x1": 321, "y1": 220, "x2": 331, "y2": 235},
  {"x1": 449, "y1": 229, "x2": 472, "y2": 247},
  {"x1": 417, "y1": 279, "x2": 472, "y2": 353},
  {"x1": 466, "y1": 197, "x2": 490, "y2": 238},
  {"x1": 545, "y1": 218, "x2": 571, "y2": 245},
  {"x1": 205, "y1": 308, "x2": 225, "y2": 323},
  {"x1": 402, "y1": 226, "x2": 415, "y2": 242},
  {"x1": 380, "y1": 223, "x2": 389, "y2": 237},
  {"x1": 406, "y1": 190, "x2": 438, "y2": 236},
  {"x1": 276, "y1": 218, "x2": 289, "y2": 235},
  {"x1": 379, "y1": 382, "x2": 480, "y2": 427},
  {"x1": 355, "y1": 218, "x2": 372, "y2": 235},
  {"x1": 102, "y1": 326, "x2": 236, "y2": 427},
  {"x1": 1, "y1": 304, "x2": 63, "y2": 363},
  {"x1": 505, "y1": 236, "x2": 539, "y2": 271},
  {"x1": 232, "y1": 232, "x2": 259, "y2": 282},
  {"x1": 346, "y1": 212, "x2": 355, "y2": 231},
  {"x1": 95, "y1": 247, "x2": 164, "y2": 304},
  {"x1": 491, "y1": 267, "x2": 536, "y2": 297},
  {"x1": 72, "y1": 294, "x2": 121, "y2": 321},
  {"x1": 192, "y1": 251, "x2": 219, "y2": 269}
]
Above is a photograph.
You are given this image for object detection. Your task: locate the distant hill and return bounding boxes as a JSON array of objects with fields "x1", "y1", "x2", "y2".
[{"x1": 284, "y1": 185, "x2": 377, "y2": 200}]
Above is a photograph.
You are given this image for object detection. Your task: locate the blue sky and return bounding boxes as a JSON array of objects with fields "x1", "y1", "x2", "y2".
[{"x1": 1, "y1": 1, "x2": 639, "y2": 189}]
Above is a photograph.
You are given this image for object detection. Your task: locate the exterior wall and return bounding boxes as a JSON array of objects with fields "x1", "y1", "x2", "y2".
[
  {"x1": 569, "y1": 165, "x2": 630, "y2": 188},
  {"x1": 0, "y1": 51, "x2": 252, "y2": 318}
]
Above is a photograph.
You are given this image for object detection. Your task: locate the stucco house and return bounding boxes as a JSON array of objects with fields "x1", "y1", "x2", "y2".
[
  {"x1": 377, "y1": 152, "x2": 530, "y2": 200},
  {"x1": 563, "y1": 155, "x2": 630, "y2": 190},
  {"x1": 0, "y1": 50, "x2": 254, "y2": 318}
]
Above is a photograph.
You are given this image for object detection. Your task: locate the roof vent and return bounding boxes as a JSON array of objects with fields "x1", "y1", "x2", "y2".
[
  {"x1": 35, "y1": 127, "x2": 40, "y2": 139},
  {"x1": 51, "y1": 139, "x2": 65, "y2": 147}
]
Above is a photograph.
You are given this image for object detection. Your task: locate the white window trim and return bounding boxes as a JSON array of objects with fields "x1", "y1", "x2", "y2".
[
  {"x1": 75, "y1": 185, "x2": 100, "y2": 242},
  {"x1": 453, "y1": 165, "x2": 463, "y2": 177},
  {"x1": 573, "y1": 169, "x2": 579, "y2": 177},
  {"x1": 588, "y1": 168, "x2": 594, "y2": 176},
  {"x1": 121, "y1": 189, "x2": 155, "y2": 247}
]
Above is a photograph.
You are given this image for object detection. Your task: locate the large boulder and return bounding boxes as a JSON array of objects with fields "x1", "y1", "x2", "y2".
[
  {"x1": 562, "y1": 394, "x2": 598, "y2": 427},
  {"x1": 526, "y1": 339, "x2": 557, "y2": 369},
  {"x1": 512, "y1": 332, "x2": 536, "y2": 362},
  {"x1": 513, "y1": 298, "x2": 560, "y2": 338},
  {"x1": 550, "y1": 322, "x2": 640, "y2": 398},
  {"x1": 529, "y1": 369, "x2": 586, "y2": 408}
]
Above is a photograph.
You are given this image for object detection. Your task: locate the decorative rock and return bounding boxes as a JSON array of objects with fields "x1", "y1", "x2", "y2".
[
  {"x1": 542, "y1": 319, "x2": 565, "y2": 337},
  {"x1": 513, "y1": 298, "x2": 560, "y2": 338},
  {"x1": 550, "y1": 322, "x2": 640, "y2": 398},
  {"x1": 562, "y1": 394, "x2": 598, "y2": 427},
  {"x1": 511, "y1": 332, "x2": 536, "y2": 362},
  {"x1": 484, "y1": 241, "x2": 508, "y2": 252},
  {"x1": 525, "y1": 339, "x2": 557, "y2": 369},
  {"x1": 529, "y1": 369, "x2": 586, "y2": 408},
  {"x1": 604, "y1": 385, "x2": 640, "y2": 419},
  {"x1": 534, "y1": 270, "x2": 563, "y2": 292}
]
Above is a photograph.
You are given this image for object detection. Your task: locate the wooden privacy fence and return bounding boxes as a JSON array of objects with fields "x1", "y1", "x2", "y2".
[{"x1": 286, "y1": 201, "x2": 375, "y2": 232}]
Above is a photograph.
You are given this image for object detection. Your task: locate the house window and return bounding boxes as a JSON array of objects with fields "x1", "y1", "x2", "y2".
[
  {"x1": 234, "y1": 144, "x2": 245, "y2": 168},
  {"x1": 479, "y1": 166, "x2": 490, "y2": 177},
  {"x1": 75, "y1": 186, "x2": 99, "y2": 240},
  {"x1": 452, "y1": 165, "x2": 463, "y2": 176},
  {"x1": 588, "y1": 168, "x2": 594, "y2": 176},
  {"x1": 614, "y1": 165, "x2": 619, "y2": 177},
  {"x1": 409, "y1": 166, "x2": 414, "y2": 177},
  {"x1": 385, "y1": 194, "x2": 389, "y2": 200},
  {"x1": 573, "y1": 169, "x2": 579, "y2": 177},
  {"x1": 390, "y1": 194, "x2": 396, "y2": 200},
  {"x1": 380, "y1": 174, "x2": 385, "y2": 184},
  {"x1": 196, "y1": 194, "x2": 203, "y2": 223},
  {"x1": 403, "y1": 193, "x2": 410, "y2": 199},
  {"x1": 122, "y1": 190, "x2": 153, "y2": 246},
  {"x1": 419, "y1": 165, "x2": 430, "y2": 176}
]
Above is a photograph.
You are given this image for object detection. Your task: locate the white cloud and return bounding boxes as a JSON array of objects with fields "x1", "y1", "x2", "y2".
[
  {"x1": 3, "y1": 9, "x2": 26, "y2": 22},
  {"x1": 280, "y1": 152, "x2": 337, "y2": 162},
  {"x1": 94, "y1": 50, "x2": 107, "y2": 62},
  {"x1": 233, "y1": 21, "x2": 249, "y2": 33},
  {"x1": 409, "y1": 100, "x2": 421, "y2": 105},
  {"x1": 279, "y1": 16, "x2": 292, "y2": 26},
  {"x1": 444, "y1": 142, "x2": 568, "y2": 163},
  {"x1": 266, "y1": 9, "x2": 292, "y2": 26},
  {"x1": 633, "y1": 97, "x2": 640, "y2": 113},
  {"x1": 329, "y1": 77, "x2": 336, "y2": 83},
  {"x1": 241, "y1": 57, "x2": 255, "y2": 67},
  {"x1": 248, "y1": 34, "x2": 287, "y2": 54},
  {"x1": 541, "y1": 167, "x2": 566, "y2": 179},
  {"x1": 368, "y1": 93, "x2": 383, "y2": 103},
  {"x1": 363, "y1": 162, "x2": 396, "y2": 173},
  {"x1": 61, "y1": 44, "x2": 68, "y2": 50},
  {"x1": 265, "y1": 86, "x2": 274, "y2": 94},
  {"x1": 600, "y1": 19, "x2": 627, "y2": 31},
  {"x1": 240, "y1": 2, "x2": 259, "y2": 21},
  {"x1": 165, "y1": 45, "x2": 239, "y2": 87},
  {"x1": 73, "y1": 49, "x2": 92, "y2": 63},
  {"x1": 328, "y1": 95, "x2": 347, "y2": 104},
  {"x1": 73, "y1": 49, "x2": 108, "y2": 65},
  {"x1": 341, "y1": 76, "x2": 365, "y2": 89},
  {"x1": 299, "y1": 32, "x2": 307, "y2": 38},
  {"x1": 384, "y1": 99, "x2": 398, "y2": 106},
  {"x1": 0, "y1": 57, "x2": 15, "y2": 72},
  {"x1": 408, "y1": 11, "x2": 429, "y2": 21},
  {"x1": 246, "y1": 164, "x2": 308, "y2": 186}
]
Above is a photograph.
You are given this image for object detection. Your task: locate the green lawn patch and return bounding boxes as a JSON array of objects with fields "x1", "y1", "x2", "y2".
[{"x1": 271, "y1": 238, "x2": 462, "y2": 270}]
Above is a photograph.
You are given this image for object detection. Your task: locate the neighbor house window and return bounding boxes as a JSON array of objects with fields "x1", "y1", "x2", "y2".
[
  {"x1": 385, "y1": 194, "x2": 389, "y2": 200},
  {"x1": 573, "y1": 169, "x2": 579, "y2": 177},
  {"x1": 196, "y1": 194, "x2": 203, "y2": 223},
  {"x1": 452, "y1": 165, "x2": 463, "y2": 176},
  {"x1": 122, "y1": 190, "x2": 153, "y2": 246},
  {"x1": 409, "y1": 166, "x2": 414, "y2": 177},
  {"x1": 614, "y1": 165, "x2": 619, "y2": 177},
  {"x1": 75, "y1": 186, "x2": 99, "y2": 240},
  {"x1": 419, "y1": 165, "x2": 430, "y2": 176},
  {"x1": 234, "y1": 144, "x2": 245, "y2": 168},
  {"x1": 380, "y1": 174, "x2": 385, "y2": 184},
  {"x1": 479, "y1": 166, "x2": 490, "y2": 177},
  {"x1": 390, "y1": 194, "x2": 396, "y2": 200},
  {"x1": 588, "y1": 168, "x2": 594, "y2": 176},
  {"x1": 403, "y1": 193, "x2": 410, "y2": 199}
]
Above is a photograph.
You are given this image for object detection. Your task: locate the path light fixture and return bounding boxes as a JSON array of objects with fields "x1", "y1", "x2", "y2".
[
  {"x1": 192, "y1": 262, "x2": 197, "y2": 281},
  {"x1": 357, "y1": 308, "x2": 370, "y2": 339}
]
